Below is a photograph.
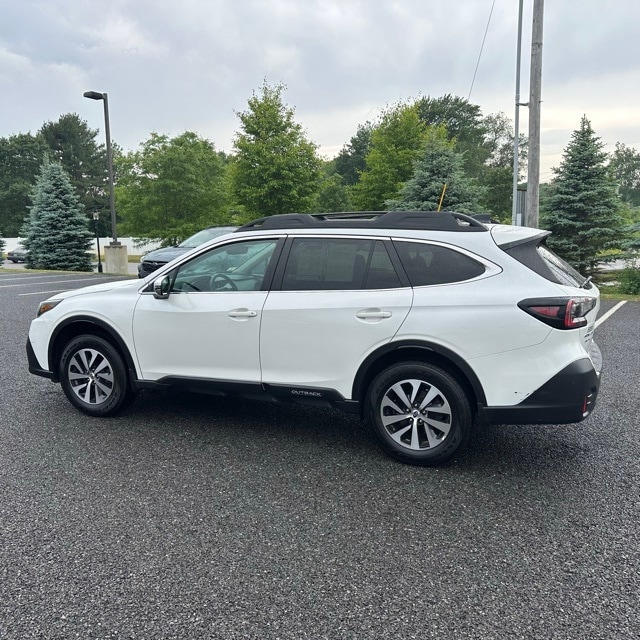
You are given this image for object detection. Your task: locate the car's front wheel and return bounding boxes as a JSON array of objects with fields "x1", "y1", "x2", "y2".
[
  {"x1": 365, "y1": 362, "x2": 472, "y2": 466},
  {"x1": 59, "y1": 335, "x2": 135, "y2": 416}
]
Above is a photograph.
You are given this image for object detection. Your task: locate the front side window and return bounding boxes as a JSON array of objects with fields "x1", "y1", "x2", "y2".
[
  {"x1": 281, "y1": 238, "x2": 401, "y2": 291},
  {"x1": 394, "y1": 240, "x2": 485, "y2": 286},
  {"x1": 172, "y1": 239, "x2": 278, "y2": 292}
]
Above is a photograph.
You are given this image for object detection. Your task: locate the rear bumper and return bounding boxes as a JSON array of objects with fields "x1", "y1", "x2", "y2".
[{"x1": 480, "y1": 348, "x2": 601, "y2": 426}]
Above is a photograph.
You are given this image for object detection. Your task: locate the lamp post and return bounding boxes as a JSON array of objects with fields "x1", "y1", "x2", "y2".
[
  {"x1": 92, "y1": 211, "x2": 103, "y2": 273},
  {"x1": 83, "y1": 91, "x2": 118, "y2": 245}
]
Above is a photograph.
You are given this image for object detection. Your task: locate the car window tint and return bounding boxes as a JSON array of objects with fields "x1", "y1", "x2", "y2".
[
  {"x1": 394, "y1": 240, "x2": 485, "y2": 286},
  {"x1": 281, "y1": 238, "x2": 376, "y2": 291},
  {"x1": 172, "y1": 239, "x2": 277, "y2": 292},
  {"x1": 281, "y1": 239, "x2": 403, "y2": 291},
  {"x1": 365, "y1": 241, "x2": 402, "y2": 289}
]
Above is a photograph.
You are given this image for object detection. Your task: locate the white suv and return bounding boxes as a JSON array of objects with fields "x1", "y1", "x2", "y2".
[{"x1": 27, "y1": 211, "x2": 602, "y2": 465}]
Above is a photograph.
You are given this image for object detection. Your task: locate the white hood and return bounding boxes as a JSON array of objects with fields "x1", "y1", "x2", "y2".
[{"x1": 46, "y1": 277, "x2": 141, "y2": 302}]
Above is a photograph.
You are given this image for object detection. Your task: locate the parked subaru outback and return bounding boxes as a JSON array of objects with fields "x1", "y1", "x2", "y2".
[{"x1": 27, "y1": 212, "x2": 601, "y2": 466}]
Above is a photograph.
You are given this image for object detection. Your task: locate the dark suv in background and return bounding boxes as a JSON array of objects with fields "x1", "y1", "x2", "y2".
[{"x1": 138, "y1": 226, "x2": 236, "y2": 277}]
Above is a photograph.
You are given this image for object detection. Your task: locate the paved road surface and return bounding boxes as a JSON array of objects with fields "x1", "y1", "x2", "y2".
[{"x1": 1, "y1": 272, "x2": 638, "y2": 639}]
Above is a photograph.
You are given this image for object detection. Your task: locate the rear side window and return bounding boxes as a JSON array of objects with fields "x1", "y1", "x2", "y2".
[
  {"x1": 394, "y1": 241, "x2": 485, "y2": 286},
  {"x1": 365, "y1": 242, "x2": 402, "y2": 289},
  {"x1": 503, "y1": 241, "x2": 588, "y2": 288},
  {"x1": 538, "y1": 246, "x2": 589, "y2": 287},
  {"x1": 281, "y1": 238, "x2": 401, "y2": 291}
]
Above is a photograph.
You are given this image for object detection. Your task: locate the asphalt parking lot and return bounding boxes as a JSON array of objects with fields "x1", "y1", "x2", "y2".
[{"x1": 1, "y1": 271, "x2": 638, "y2": 639}]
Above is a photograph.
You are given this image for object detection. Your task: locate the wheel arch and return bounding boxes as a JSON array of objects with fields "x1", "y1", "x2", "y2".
[
  {"x1": 49, "y1": 316, "x2": 138, "y2": 389},
  {"x1": 352, "y1": 340, "x2": 486, "y2": 411}
]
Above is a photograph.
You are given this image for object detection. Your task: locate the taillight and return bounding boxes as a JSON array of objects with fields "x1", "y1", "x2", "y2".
[{"x1": 518, "y1": 297, "x2": 596, "y2": 330}]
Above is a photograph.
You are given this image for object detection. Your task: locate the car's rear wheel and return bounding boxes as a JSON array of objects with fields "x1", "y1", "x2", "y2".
[
  {"x1": 365, "y1": 362, "x2": 472, "y2": 466},
  {"x1": 59, "y1": 335, "x2": 135, "y2": 416}
]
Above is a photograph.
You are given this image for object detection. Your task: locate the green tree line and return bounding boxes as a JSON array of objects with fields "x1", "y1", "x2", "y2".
[{"x1": 1, "y1": 82, "x2": 638, "y2": 273}]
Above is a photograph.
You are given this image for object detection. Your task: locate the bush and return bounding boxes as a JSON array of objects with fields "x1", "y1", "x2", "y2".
[{"x1": 619, "y1": 267, "x2": 640, "y2": 295}]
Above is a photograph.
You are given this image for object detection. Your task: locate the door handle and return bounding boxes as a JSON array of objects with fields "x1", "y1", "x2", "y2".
[
  {"x1": 228, "y1": 309, "x2": 257, "y2": 318},
  {"x1": 356, "y1": 309, "x2": 392, "y2": 319}
]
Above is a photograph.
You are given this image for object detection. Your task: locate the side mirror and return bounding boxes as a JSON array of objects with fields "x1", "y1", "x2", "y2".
[{"x1": 153, "y1": 275, "x2": 171, "y2": 299}]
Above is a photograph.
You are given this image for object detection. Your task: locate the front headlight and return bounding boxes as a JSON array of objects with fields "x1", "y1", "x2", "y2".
[{"x1": 37, "y1": 300, "x2": 62, "y2": 317}]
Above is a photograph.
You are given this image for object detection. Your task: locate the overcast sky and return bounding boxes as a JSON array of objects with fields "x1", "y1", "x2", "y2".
[{"x1": 1, "y1": 0, "x2": 639, "y2": 182}]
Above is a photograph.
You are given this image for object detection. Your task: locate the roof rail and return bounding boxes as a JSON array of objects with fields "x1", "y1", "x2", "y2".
[{"x1": 236, "y1": 211, "x2": 488, "y2": 232}]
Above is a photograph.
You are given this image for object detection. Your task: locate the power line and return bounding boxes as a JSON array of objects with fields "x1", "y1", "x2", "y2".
[{"x1": 468, "y1": 0, "x2": 496, "y2": 100}]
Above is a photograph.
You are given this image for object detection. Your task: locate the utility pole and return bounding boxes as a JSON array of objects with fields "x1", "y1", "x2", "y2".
[
  {"x1": 526, "y1": 0, "x2": 544, "y2": 228},
  {"x1": 511, "y1": 0, "x2": 525, "y2": 226}
]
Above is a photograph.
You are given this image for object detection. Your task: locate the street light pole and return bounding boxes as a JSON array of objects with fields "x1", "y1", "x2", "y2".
[
  {"x1": 92, "y1": 211, "x2": 103, "y2": 273},
  {"x1": 83, "y1": 91, "x2": 118, "y2": 245}
]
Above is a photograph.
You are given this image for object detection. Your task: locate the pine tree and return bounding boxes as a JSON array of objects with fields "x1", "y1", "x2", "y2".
[
  {"x1": 22, "y1": 159, "x2": 93, "y2": 271},
  {"x1": 542, "y1": 116, "x2": 625, "y2": 273},
  {"x1": 388, "y1": 126, "x2": 485, "y2": 213}
]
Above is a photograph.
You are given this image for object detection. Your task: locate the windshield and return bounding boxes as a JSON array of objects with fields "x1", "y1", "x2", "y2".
[{"x1": 178, "y1": 227, "x2": 236, "y2": 248}]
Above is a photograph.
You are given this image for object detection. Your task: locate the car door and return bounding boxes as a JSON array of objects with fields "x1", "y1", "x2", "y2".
[
  {"x1": 132, "y1": 237, "x2": 281, "y2": 383},
  {"x1": 260, "y1": 236, "x2": 413, "y2": 400}
]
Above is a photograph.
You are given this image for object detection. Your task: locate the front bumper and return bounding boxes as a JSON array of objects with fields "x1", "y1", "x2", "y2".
[
  {"x1": 480, "y1": 345, "x2": 601, "y2": 426},
  {"x1": 26, "y1": 338, "x2": 56, "y2": 380},
  {"x1": 138, "y1": 261, "x2": 165, "y2": 278}
]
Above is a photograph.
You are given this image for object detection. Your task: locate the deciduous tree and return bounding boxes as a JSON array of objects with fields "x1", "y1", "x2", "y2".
[
  {"x1": 351, "y1": 103, "x2": 428, "y2": 211},
  {"x1": 116, "y1": 132, "x2": 228, "y2": 245},
  {"x1": 416, "y1": 94, "x2": 489, "y2": 175},
  {"x1": 608, "y1": 142, "x2": 640, "y2": 207},
  {"x1": 0, "y1": 133, "x2": 49, "y2": 236},
  {"x1": 232, "y1": 82, "x2": 321, "y2": 217},
  {"x1": 39, "y1": 114, "x2": 109, "y2": 231},
  {"x1": 312, "y1": 171, "x2": 351, "y2": 213},
  {"x1": 334, "y1": 122, "x2": 373, "y2": 187}
]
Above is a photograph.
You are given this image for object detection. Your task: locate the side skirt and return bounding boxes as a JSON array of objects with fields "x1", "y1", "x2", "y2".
[{"x1": 136, "y1": 377, "x2": 361, "y2": 414}]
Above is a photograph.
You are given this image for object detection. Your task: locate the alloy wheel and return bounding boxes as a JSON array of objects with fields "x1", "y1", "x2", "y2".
[{"x1": 379, "y1": 378, "x2": 453, "y2": 451}]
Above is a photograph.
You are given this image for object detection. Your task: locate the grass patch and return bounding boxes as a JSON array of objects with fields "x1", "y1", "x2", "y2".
[
  {"x1": 601, "y1": 293, "x2": 640, "y2": 302},
  {"x1": 95, "y1": 254, "x2": 141, "y2": 263},
  {"x1": 594, "y1": 268, "x2": 640, "y2": 301}
]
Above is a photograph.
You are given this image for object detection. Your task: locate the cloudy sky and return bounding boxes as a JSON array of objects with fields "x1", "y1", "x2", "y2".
[{"x1": 1, "y1": 0, "x2": 639, "y2": 181}]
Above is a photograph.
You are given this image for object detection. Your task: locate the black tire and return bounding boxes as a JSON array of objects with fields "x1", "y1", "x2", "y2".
[
  {"x1": 59, "y1": 335, "x2": 136, "y2": 416},
  {"x1": 365, "y1": 361, "x2": 472, "y2": 466}
]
